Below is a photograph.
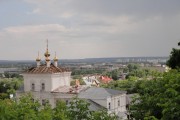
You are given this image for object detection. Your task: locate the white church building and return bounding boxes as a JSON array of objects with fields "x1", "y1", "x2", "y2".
[{"x1": 16, "y1": 41, "x2": 127, "y2": 119}]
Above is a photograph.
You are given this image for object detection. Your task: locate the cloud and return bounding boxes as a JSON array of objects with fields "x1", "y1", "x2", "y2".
[
  {"x1": 24, "y1": 0, "x2": 180, "y2": 18},
  {"x1": 3, "y1": 24, "x2": 71, "y2": 34},
  {"x1": 0, "y1": 0, "x2": 180, "y2": 60}
]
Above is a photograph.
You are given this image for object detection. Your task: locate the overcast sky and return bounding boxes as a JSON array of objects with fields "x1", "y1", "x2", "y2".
[{"x1": 0, "y1": 0, "x2": 180, "y2": 60}]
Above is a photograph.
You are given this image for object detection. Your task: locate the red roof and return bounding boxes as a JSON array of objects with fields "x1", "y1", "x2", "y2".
[
  {"x1": 24, "y1": 64, "x2": 70, "y2": 74},
  {"x1": 99, "y1": 76, "x2": 112, "y2": 83}
]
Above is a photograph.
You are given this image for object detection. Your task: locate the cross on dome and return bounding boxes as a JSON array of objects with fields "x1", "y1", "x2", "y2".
[{"x1": 44, "y1": 39, "x2": 50, "y2": 58}]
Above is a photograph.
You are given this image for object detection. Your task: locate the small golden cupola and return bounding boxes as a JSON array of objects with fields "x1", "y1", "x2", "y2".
[
  {"x1": 36, "y1": 51, "x2": 41, "y2": 67},
  {"x1": 54, "y1": 52, "x2": 58, "y2": 67},
  {"x1": 44, "y1": 40, "x2": 50, "y2": 58},
  {"x1": 44, "y1": 39, "x2": 51, "y2": 67}
]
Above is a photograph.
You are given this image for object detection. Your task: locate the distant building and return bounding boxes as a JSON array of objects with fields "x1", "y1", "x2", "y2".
[
  {"x1": 83, "y1": 76, "x2": 100, "y2": 87},
  {"x1": 99, "y1": 76, "x2": 113, "y2": 83}
]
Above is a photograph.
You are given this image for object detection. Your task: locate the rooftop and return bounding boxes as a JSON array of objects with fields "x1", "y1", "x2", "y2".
[
  {"x1": 24, "y1": 63, "x2": 69, "y2": 74},
  {"x1": 79, "y1": 87, "x2": 126, "y2": 100}
]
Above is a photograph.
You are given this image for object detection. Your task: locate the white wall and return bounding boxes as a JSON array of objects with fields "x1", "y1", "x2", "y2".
[
  {"x1": 107, "y1": 94, "x2": 127, "y2": 119},
  {"x1": 23, "y1": 72, "x2": 71, "y2": 92},
  {"x1": 23, "y1": 74, "x2": 52, "y2": 92},
  {"x1": 51, "y1": 72, "x2": 71, "y2": 91}
]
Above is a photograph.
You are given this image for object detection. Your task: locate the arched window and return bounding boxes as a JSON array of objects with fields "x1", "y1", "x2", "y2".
[
  {"x1": 108, "y1": 102, "x2": 111, "y2": 110},
  {"x1": 41, "y1": 83, "x2": 45, "y2": 91},
  {"x1": 31, "y1": 83, "x2": 35, "y2": 91},
  {"x1": 118, "y1": 100, "x2": 120, "y2": 106}
]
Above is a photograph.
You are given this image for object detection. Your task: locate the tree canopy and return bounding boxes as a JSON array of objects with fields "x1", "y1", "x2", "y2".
[
  {"x1": 167, "y1": 42, "x2": 180, "y2": 69},
  {"x1": 129, "y1": 69, "x2": 180, "y2": 119},
  {"x1": 0, "y1": 94, "x2": 117, "y2": 120},
  {"x1": 0, "y1": 78, "x2": 23, "y2": 99}
]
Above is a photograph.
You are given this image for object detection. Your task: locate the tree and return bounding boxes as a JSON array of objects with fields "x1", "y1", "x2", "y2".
[
  {"x1": 167, "y1": 42, "x2": 180, "y2": 69},
  {"x1": 127, "y1": 63, "x2": 140, "y2": 72},
  {"x1": 103, "y1": 69, "x2": 120, "y2": 80},
  {"x1": 111, "y1": 69, "x2": 119, "y2": 80},
  {"x1": 0, "y1": 94, "x2": 119, "y2": 120},
  {"x1": 68, "y1": 97, "x2": 91, "y2": 120},
  {"x1": 0, "y1": 78, "x2": 23, "y2": 99},
  {"x1": 38, "y1": 104, "x2": 53, "y2": 120},
  {"x1": 53, "y1": 100, "x2": 69, "y2": 120},
  {"x1": 15, "y1": 93, "x2": 41, "y2": 120},
  {"x1": 129, "y1": 70, "x2": 180, "y2": 119},
  {"x1": 0, "y1": 99, "x2": 16, "y2": 120},
  {"x1": 91, "y1": 110, "x2": 118, "y2": 120}
]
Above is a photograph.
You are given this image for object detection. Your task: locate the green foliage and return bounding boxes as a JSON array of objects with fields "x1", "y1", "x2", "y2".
[
  {"x1": 111, "y1": 69, "x2": 119, "y2": 80},
  {"x1": 0, "y1": 94, "x2": 118, "y2": 120},
  {"x1": 103, "y1": 69, "x2": 121, "y2": 80},
  {"x1": 127, "y1": 63, "x2": 140, "y2": 72},
  {"x1": 4, "y1": 72, "x2": 23, "y2": 79},
  {"x1": 129, "y1": 70, "x2": 180, "y2": 119},
  {"x1": 91, "y1": 110, "x2": 118, "y2": 120},
  {"x1": 101, "y1": 79, "x2": 138, "y2": 94},
  {"x1": 72, "y1": 69, "x2": 104, "y2": 76},
  {"x1": 68, "y1": 97, "x2": 91, "y2": 120},
  {"x1": 38, "y1": 104, "x2": 52, "y2": 120},
  {"x1": 16, "y1": 94, "x2": 40, "y2": 120},
  {"x1": 0, "y1": 99, "x2": 16, "y2": 120},
  {"x1": 167, "y1": 42, "x2": 180, "y2": 69},
  {"x1": 126, "y1": 67, "x2": 162, "y2": 79},
  {"x1": 0, "y1": 78, "x2": 23, "y2": 99},
  {"x1": 53, "y1": 100, "x2": 69, "y2": 120}
]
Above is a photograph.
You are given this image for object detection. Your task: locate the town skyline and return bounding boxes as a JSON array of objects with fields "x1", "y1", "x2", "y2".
[{"x1": 0, "y1": 0, "x2": 180, "y2": 60}]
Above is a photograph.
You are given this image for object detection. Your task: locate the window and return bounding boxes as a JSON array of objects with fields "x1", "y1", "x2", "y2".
[
  {"x1": 108, "y1": 102, "x2": 111, "y2": 110},
  {"x1": 41, "y1": 83, "x2": 45, "y2": 91},
  {"x1": 118, "y1": 100, "x2": 120, "y2": 106},
  {"x1": 31, "y1": 83, "x2": 35, "y2": 91}
]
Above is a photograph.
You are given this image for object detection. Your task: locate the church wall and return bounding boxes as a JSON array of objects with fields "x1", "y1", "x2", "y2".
[
  {"x1": 23, "y1": 74, "x2": 52, "y2": 92},
  {"x1": 51, "y1": 72, "x2": 71, "y2": 91},
  {"x1": 51, "y1": 74, "x2": 62, "y2": 90}
]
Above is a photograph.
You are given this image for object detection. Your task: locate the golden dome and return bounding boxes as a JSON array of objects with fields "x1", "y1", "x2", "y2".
[
  {"x1": 36, "y1": 52, "x2": 41, "y2": 61},
  {"x1": 44, "y1": 50, "x2": 50, "y2": 57},
  {"x1": 36, "y1": 58, "x2": 41, "y2": 61},
  {"x1": 54, "y1": 52, "x2": 58, "y2": 61}
]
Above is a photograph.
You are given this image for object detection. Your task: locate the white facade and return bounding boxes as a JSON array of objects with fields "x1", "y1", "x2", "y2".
[
  {"x1": 83, "y1": 76, "x2": 100, "y2": 86},
  {"x1": 107, "y1": 94, "x2": 127, "y2": 119},
  {"x1": 78, "y1": 87, "x2": 127, "y2": 119},
  {"x1": 23, "y1": 72, "x2": 71, "y2": 92}
]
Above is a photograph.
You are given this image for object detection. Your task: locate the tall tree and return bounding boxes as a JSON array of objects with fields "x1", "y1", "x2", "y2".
[{"x1": 167, "y1": 42, "x2": 180, "y2": 69}]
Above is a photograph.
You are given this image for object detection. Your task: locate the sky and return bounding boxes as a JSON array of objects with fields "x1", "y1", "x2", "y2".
[{"x1": 0, "y1": 0, "x2": 180, "y2": 60}]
